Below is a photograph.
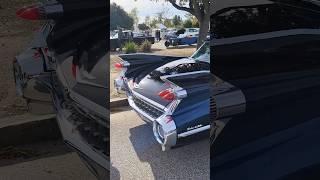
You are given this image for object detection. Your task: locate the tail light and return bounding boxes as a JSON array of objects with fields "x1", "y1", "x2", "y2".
[
  {"x1": 114, "y1": 63, "x2": 123, "y2": 69},
  {"x1": 72, "y1": 64, "x2": 77, "y2": 78},
  {"x1": 16, "y1": 4, "x2": 43, "y2": 20},
  {"x1": 158, "y1": 89, "x2": 175, "y2": 101},
  {"x1": 33, "y1": 49, "x2": 41, "y2": 59},
  {"x1": 16, "y1": 2, "x2": 63, "y2": 20}
]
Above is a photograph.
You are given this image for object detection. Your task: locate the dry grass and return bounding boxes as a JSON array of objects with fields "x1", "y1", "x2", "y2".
[{"x1": 0, "y1": 0, "x2": 40, "y2": 117}]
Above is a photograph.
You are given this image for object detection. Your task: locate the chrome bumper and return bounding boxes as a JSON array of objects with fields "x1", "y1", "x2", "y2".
[
  {"x1": 127, "y1": 91, "x2": 179, "y2": 151},
  {"x1": 52, "y1": 92, "x2": 109, "y2": 171}
]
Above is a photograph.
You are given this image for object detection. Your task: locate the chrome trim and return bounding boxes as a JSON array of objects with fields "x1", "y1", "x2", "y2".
[
  {"x1": 160, "y1": 70, "x2": 210, "y2": 80},
  {"x1": 69, "y1": 90, "x2": 107, "y2": 119},
  {"x1": 178, "y1": 125, "x2": 211, "y2": 138},
  {"x1": 52, "y1": 92, "x2": 109, "y2": 170},
  {"x1": 127, "y1": 95, "x2": 157, "y2": 122},
  {"x1": 131, "y1": 90, "x2": 167, "y2": 110},
  {"x1": 153, "y1": 117, "x2": 177, "y2": 151}
]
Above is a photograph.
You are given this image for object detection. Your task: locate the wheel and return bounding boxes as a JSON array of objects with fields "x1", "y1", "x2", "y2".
[{"x1": 164, "y1": 41, "x2": 170, "y2": 47}]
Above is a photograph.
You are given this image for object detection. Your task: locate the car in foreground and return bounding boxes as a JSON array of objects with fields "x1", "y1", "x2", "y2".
[
  {"x1": 13, "y1": 0, "x2": 108, "y2": 179},
  {"x1": 210, "y1": 0, "x2": 320, "y2": 179},
  {"x1": 115, "y1": 42, "x2": 211, "y2": 151}
]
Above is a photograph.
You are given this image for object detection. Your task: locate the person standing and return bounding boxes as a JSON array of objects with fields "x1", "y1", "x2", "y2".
[{"x1": 118, "y1": 27, "x2": 123, "y2": 51}]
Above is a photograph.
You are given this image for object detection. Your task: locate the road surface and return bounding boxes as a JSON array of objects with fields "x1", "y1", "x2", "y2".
[{"x1": 110, "y1": 108, "x2": 210, "y2": 180}]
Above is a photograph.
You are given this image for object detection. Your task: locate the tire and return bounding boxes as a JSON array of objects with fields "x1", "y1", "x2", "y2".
[{"x1": 164, "y1": 41, "x2": 170, "y2": 47}]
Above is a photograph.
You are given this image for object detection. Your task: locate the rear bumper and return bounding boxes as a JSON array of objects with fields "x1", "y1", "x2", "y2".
[{"x1": 52, "y1": 90, "x2": 109, "y2": 173}]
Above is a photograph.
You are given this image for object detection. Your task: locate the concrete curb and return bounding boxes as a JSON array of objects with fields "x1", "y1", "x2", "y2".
[
  {"x1": 0, "y1": 98, "x2": 129, "y2": 148},
  {"x1": 0, "y1": 114, "x2": 61, "y2": 148},
  {"x1": 110, "y1": 98, "x2": 128, "y2": 109}
]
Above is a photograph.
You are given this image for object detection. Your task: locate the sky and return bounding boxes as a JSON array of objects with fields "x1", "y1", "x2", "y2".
[{"x1": 110, "y1": 0, "x2": 188, "y2": 23}]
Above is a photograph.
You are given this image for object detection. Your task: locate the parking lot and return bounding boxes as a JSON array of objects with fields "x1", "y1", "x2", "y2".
[{"x1": 110, "y1": 108, "x2": 210, "y2": 180}]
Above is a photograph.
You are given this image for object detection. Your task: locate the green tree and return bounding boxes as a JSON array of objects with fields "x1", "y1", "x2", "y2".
[
  {"x1": 183, "y1": 19, "x2": 193, "y2": 28},
  {"x1": 185, "y1": 13, "x2": 199, "y2": 27},
  {"x1": 145, "y1": 16, "x2": 151, "y2": 26},
  {"x1": 138, "y1": 23, "x2": 150, "y2": 30},
  {"x1": 149, "y1": 17, "x2": 158, "y2": 28},
  {"x1": 110, "y1": 3, "x2": 134, "y2": 30},
  {"x1": 172, "y1": 15, "x2": 182, "y2": 27},
  {"x1": 152, "y1": 0, "x2": 212, "y2": 48},
  {"x1": 129, "y1": 8, "x2": 139, "y2": 26},
  {"x1": 164, "y1": 19, "x2": 173, "y2": 28}
]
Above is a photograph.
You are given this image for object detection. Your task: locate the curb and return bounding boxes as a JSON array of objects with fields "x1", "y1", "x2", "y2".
[
  {"x1": 0, "y1": 114, "x2": 61, "y2": 148},
  {"x1": 110, "y1": 98, "x2": 128, "y2": 109}
]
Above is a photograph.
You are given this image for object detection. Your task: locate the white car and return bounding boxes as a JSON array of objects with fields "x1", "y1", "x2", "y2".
[{"x1": 178, "y1": 28, "x2": 199, "y2": 38}]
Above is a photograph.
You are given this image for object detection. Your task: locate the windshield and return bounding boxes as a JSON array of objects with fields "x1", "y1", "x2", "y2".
[{"x1": 191, "y1": 42, "x2": 210, "y2": 63}]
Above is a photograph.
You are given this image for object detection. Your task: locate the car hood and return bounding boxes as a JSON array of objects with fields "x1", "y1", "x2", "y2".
[{"x1": 132, "y1": 58, "x2": 207, "y2": 107}]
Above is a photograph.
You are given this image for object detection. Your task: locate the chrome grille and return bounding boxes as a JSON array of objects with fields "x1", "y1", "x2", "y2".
[
  {"x1": 132, "y1": 95, "x2": 164, "y2": 119},
  {"x1": 65, "y1": 100, "x2": 108, "y2": 157}
]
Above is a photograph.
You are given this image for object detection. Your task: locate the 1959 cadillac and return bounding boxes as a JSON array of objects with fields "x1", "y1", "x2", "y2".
[
  {"x1": 114, "y1": 42, "x2": 211, "y2": 151},
  {"x1": 13, "y1": 0, "x2": 108, "y2": 179},
  {"x1": 211, "y1": 0, "x2": 320, "y2": 179}
]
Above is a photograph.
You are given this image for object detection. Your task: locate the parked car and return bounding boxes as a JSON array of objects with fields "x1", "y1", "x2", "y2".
[
  {"x1": 114, "y1": 42, "x2": 211, "y2": 151},
  {"x1": 210, "y1": 0, "x2": 320, "y2": 179},
  {"x1": 110, "y1": 30, "x2": 155, "y2": 51},
  {"x1": 164, "y1": 28, "x2": 199, "y2": 47},
  {"x1": 13, "y1": 0, "x2": 108, "y2": 179}
]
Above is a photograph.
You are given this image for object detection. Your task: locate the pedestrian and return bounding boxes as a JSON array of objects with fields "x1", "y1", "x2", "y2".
[{"x1": 118, "y1": 27, "x2": 123, "y2": 51}]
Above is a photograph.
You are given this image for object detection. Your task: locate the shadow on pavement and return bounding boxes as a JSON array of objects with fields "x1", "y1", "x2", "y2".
[
  {"x1": 129, "y1": 123, "x2": 210, "y2": 179},
  {"x1": 0, "y1": 140, "x2": 72, "y2": 167}
]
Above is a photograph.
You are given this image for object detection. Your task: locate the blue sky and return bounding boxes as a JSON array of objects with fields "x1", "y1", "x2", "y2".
[{"x1": 110, "y1": 0, "x2": 188, "y2": 23}]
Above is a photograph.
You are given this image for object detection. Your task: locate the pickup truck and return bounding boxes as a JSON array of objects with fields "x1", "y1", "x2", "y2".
[{"x1": 110, "y1": 30, "x2": 155, "y2": 51}]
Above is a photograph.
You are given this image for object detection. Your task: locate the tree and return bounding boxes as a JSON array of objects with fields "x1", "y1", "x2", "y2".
[
  {"x1": 164, "y1": 19, "x2": 173, "y2": 28},
  {"x1": 156, "y1": 11, "x2": 165, "y2": 24},
  {"x1": 183, "y1": 19, "x2": 193, "y2": 28},
  {"x1": 138, "y1": 23, "x2": 150, "y2": 31},
  {"x1": 185, "y1": 13, "x2": 199, "y2": 27},
  {"x1": 110, "y1": 3, "x2": 134, "y2": 30},
  {"x1": 129, "y1": 8, "x2": 139, "y2": 26},
  {"x1": 172, "y1": 15, "x2": 182, "y2": 27},
  {"x1": 145, "y1": 16, "x2": 151, "y2": 27},
  {"x1": 157, "y1": 0, "x2": 212, "y2": 48},
  {"x1": 149, "y1": 17, "x2": 158, "y2": 28}
]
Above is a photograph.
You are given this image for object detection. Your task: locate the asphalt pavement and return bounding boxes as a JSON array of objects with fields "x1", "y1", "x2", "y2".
[
  {"x1": 0, "y1": 140, "x2": 96, "y2": 180},
  {"x1": 110, "y1": 108, "x2": 210, "y2": 180}
]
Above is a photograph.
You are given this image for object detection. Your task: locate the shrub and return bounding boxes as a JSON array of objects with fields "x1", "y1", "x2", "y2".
[
  {"x1": 139, "y1": 40, "x2": 152, "y2": 52},
  {"x1": 123, "y1": 41, "x2": 137, "y2": 54}
]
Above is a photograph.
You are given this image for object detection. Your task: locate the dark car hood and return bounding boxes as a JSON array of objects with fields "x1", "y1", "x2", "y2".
[{"x1": 132, "y1": 58, "x2": 206, "y2": 107}]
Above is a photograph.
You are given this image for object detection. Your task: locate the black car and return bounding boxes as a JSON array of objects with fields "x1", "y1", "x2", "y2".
[
  {"x1": 211, "y1": 0, "x2": 320, "y2": 179},
  {"x1": 115, "y1": 42, "x2": 211, "y2": 151}
]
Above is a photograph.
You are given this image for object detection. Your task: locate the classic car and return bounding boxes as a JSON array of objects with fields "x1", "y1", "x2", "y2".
[
  {"x1": 210, "y1": 0, "x2": 320, "y2": 179},
  {"x1": 13, "y1": 0, "x2": 108, "y2": 179},
  {"x1": 114, "y1": 42, "x2": 211, "y2": 151},
  {"x1": 164, "y1": 28, "x2": 199, "y2": 47}
]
